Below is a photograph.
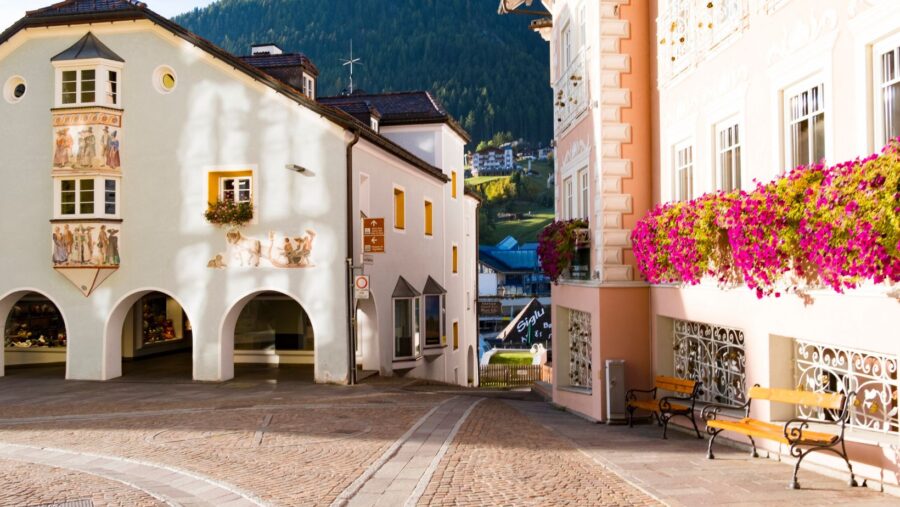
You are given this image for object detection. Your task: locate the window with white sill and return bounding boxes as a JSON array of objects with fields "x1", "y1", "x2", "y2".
[
  {"x1": 57, "y1": 67, "x2": 121, "y2": 108},
  {"x1": 785, "y1": 82, "x2": 826, "y2": 169},
  {"x1": 578, "y1": 169, "x2": 589, "y2": 219},
  {"x1": 57, "y1": 177, "x2": 119, "y2": 218},
  {"x1": 716, "y1": 121, "x2": 741, "y2": 192},
  {"x1": 219, "y1": 176, "x2": 252, "y2": 204},
  {"x1": 875, "y1": 37, "x2": 900, "y2": 148},
  {"x1": 674, "y1": 141, "x2": 694, "y2": 201}
]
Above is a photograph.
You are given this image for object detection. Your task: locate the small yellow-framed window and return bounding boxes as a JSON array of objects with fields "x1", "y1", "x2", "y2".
[
  {"x1": 452, "y1": 244, "x2": 458, "y2": 274},
  {"x1": 452, "y1": 320, "x2": 459, "y2": 350},
  {"x1": 424, "y1": 200, "x2": 433, "y2": 236},
  {"x1": 451, "y1": 171, "x2": 458, "y2": 199},
  {"x1": 394, "y1": 187, "x2": 406, "y2": 230},
  {"x1": 208, "y1": 170, "x2": 253, "y2": 206}
]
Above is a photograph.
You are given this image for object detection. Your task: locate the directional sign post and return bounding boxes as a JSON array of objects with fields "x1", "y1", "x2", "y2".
[{"x1": 363, "y1": 218, "x2": 385, "y2": 253}]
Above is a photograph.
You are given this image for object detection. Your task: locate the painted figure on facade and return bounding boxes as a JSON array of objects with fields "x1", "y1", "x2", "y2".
[
  {"x1": 106, "y1": 131, "x2": 121, "y2": 169},
  {"x1": 207, "y1": 229, "x2": 317, "y2": 269},
  {"x1": 77, "y1": 127, "x2": 97, "y2": 167},
  {"x1": 100, "y1": 126, "x2": 110, "y2": 160},
  {"x1": 52, "y1": 224, "x2": 120, "y2": 267},
  {"x1": 53, "y1": 129, "x2": 73, "y2": 167},
  {"x1": 52, "y1": 227, "x2": 68, "y2": 265}
]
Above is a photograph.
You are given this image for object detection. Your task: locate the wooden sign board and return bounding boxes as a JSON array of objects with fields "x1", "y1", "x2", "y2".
[
  {"x1": 363, "y1": 218, "x2": 385, "y2": 253},
  {"x1": 478, "y1": 301, "x2": 502, "y2": 316}
]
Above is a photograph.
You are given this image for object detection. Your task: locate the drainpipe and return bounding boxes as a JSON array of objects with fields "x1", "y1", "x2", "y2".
[{"x1": 346, "y1": 128, "x2": 361, "y2": 385}]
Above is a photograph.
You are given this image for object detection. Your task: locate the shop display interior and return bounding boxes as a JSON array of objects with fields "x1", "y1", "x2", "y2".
[
  {"x1": 4, "y1": 294, "x2": 66, "y2": 349},
  {"x1": 122, "y1": 293, "x2": 192, "y2": 358},
  {"x1": 235, "y1": 292, "x2": 314, "y2": 352}
]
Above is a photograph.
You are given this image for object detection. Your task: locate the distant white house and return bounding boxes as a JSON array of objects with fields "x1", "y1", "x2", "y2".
[{"x1": 471, "y1": 146, "x2": 515, "y2": 176}]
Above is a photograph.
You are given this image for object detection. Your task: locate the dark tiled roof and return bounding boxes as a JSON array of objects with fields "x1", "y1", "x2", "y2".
[
  {"x1": 423, "y1": 276, "x2": 447, "y2": 295},
  {"x1": 51, "y1": 32, "x2": 124, "y2": 62},
  {"x1": 392, "y1": 276, "x2": 421, "y2": 298},
  {"x1": 240, "y1": 53, "x2": 319, "y2": 76},
  {"x1": 319, "y1": 92, "x2": 470, "y2": 142},
  {"x1": 27, "y1": 0, "x2": 146, "y2": 17}
]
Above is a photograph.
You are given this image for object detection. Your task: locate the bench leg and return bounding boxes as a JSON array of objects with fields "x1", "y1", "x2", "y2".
[
  {"x1": 748, "y1": 436, "x2": 758, "y2": 458},
  {"x1": 627, "y1": 405, "x2": 635, "y2": 428},
  {"x1": 706, "y1": 429, "x2": 722, "y2": 459},
  {"x1": 841, "y1": 439, "x2": 859, "y2": 488},
  {"x1": 661, "y1": 414, "x2": 670, "y2": 440},
  {"x1": 789, "y1": 444, "x2": 858, "y2": 490},
  {"x1": 688, "y1": 412, "x2": 702, "y2": 439}
]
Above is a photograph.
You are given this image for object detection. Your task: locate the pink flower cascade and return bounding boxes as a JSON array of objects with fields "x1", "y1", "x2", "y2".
[{"x1": 632, "y1": 140, "x2": 900, "y2": 299}]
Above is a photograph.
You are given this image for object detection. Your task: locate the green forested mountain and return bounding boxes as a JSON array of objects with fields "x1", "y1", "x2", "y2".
[{"x1": 174, "y1": 0, "x2": 552, "y2": 146}]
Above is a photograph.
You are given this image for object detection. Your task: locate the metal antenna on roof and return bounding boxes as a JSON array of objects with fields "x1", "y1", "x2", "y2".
[{"x1": 340, "y1": 40, "x2": 362, "y2": 95}]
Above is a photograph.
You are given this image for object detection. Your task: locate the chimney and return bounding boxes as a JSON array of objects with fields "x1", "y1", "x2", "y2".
[{"x1": 251, "y1": 43, "x2": 283, "y2": 56}]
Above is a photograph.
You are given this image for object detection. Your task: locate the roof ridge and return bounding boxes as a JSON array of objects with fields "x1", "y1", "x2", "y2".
[{"x1": 27, "y1": 0, "x2": 147, "y2": 17}]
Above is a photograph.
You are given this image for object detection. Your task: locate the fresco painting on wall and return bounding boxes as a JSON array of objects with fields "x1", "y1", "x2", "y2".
[
  {"x1": 52, "y1": 223, "x2": 120, "y2": 267},
  {"x1": 208, "y1": 229, "x2": 317, "y2": 269},
  {"x1": 52, "y1": 110, "x2": 122, "y2": 171}
]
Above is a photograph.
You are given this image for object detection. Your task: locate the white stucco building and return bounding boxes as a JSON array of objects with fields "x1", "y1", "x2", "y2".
[
  {"x1": 0, "y1": 0, "x2": 480, "y2": 386},
  {"x1": 471, "y1": 146, "x2": 515, "y2": 175}
]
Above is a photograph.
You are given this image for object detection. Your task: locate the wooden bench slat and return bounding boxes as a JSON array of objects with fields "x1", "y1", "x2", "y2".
[
  {"x1": 627, "y1": 399, "x2": 689, "y2": 413},
  {"x1": 707, "y1": 417, "x2": 838, "y2": 445},
  {"x1": 748, "y1": 387, "x2": 844, "y2": 410},
  {"x1": 655, "y1": 375, "x2": 697, "y2": 395}
]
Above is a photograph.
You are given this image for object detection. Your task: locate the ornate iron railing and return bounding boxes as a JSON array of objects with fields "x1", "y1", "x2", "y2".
[
  {"x1": 568, "y1": 309, "x2": 592, "y2": 388},
  {"x1": 795, "y1": 340, "x2": 899, "y2": 434},
  {"x1": 673, "y1": 319, "x2": 746, "y2": 406}
]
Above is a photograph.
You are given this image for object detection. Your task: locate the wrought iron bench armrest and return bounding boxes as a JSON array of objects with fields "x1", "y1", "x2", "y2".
[
  {"x1": 625, "y1": 387, "x2": 657, "y2": 401},
  {"x1": 701, "y1": 400, "x2": 749, "y2": 421},
  {"x1": 783, "y1": 416, "x2": 844, "y2": 444},
  {"x1": 659, "y1": 395, "x2": 693, "y2": 412}
]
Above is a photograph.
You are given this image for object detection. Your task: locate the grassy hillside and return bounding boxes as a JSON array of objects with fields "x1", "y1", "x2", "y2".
[{"x1": 467, "y1": 160, "x2": 554, "y2": 245}]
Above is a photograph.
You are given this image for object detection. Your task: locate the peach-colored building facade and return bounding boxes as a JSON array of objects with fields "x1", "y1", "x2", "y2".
[{"x1": 504, "y1": 0, "x2": 900, "y2": 492}]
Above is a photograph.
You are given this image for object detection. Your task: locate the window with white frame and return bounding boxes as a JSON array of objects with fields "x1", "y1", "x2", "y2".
[
  {"x1": 674, "y1": 141, "x2": 694, "y2": 201},
  {"x1": 58, "y1": 67, "x2": 121, "y2": 108},
  {"x1": 106, "y1": 70, "x2": 119, "y2": 105},
  {"x1": 579, "y1": 5, "x2": 587, "y2": 49},
  {"x1": 58, "y1": 177, "x2": 118, "y2": 218},
  {"x1": 578, "y1": 169, "x2": 589, "y2": 219},
  {"x1": 875, "y1": 38, "x2": 900, "y2": 148},
  {"x1": 393, "y1": 296, "x2": 421, "y2": 359},
  {"x1": 563, "y1": 23, "x2": 573, "y2": 68},
  {"x1": 220, "y1": 176, "x2": 252, "y2": 204},
  {"x1": 716, "y1": 121, "x2": 741, "y2": 191},
  {"x1": 564, "y1": 176, "x2": 574, "y2": 219},
  {"x1": 785, "y1": 82, "x2": 826, "y2": 169}
]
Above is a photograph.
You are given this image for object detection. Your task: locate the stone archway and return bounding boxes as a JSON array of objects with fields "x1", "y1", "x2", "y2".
[
  {"x1": 222, "y1": 290, "x2": 316, "y2": 382},
  {"x1": 355, "y1": 296, "x2": 379, "y2": 372},
  {"x1": 104, "y1": 289, "x2": 194, "y2": 381},
  {"x1": 0, "y1": 289, "x2": 70, "y2": 378},
  {"x1": 467, "y1": 345, "x2": 477, "y2": 387}
]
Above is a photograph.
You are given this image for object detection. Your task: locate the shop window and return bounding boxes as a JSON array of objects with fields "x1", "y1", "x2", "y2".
[
  {"x1": 875, "y1": 38, "x2": 900, "y2": 148},
  {"x1": 4, "y1": 294, "x2": 67, "y2": 349},
  {"x1": 453, "y1": 320, "x2": 459, "y2": 350},
  {"x1": 451, "y1": 171, "x2": 458, "y2": 199},
  {"x1": 393, "y1": 297, "x2": 421, "y2": 359},
  {"x1": 424, "y1": 294, "x2": 445, "y2": 347},
  {"x1": 424, "y1": 200, "x2": 433, "y2": 236},
  {"x1": 795, "y1": 339, "x2": 898, "y2": 434},
  {"x1": 394, "y1": 187, "x2": 405, "y2": 230},
  {"x1": 785, "y1": 82, "x2": 826, "y2": 169},
  {"x1": 716, "y1": 121, "x2": 741, "y2": 191},
  {"x1": 675, "y1": 141, "x2": 694, "y2": 201},
  {"x1": 674, "y1": 319, "x2": 746, "y2": 406},
  {"x1": 234, "y1": 292, "x2": 314, "y2": 352},
  {"x1": 139, "y1": 293, "x2": 191, "y2": 347}
]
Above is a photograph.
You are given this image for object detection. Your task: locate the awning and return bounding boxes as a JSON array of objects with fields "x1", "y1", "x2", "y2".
[
  {"x1": 392, "y1": 276, "x2": 421, "y2": 298},
  {"x1": 422, "y1": 276, "x2": 447, "y2": 295}
]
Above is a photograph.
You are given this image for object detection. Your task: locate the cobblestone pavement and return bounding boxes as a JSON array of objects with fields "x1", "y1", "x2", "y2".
[
  {"x1": 417, "y1": 399, "x2": 659, "y2": 506},
  {"x1": 511, "y1": 399, "x2": 896, "y2": 507},
  {"x1": 0, "y1": 459, "x2": 163, "y2": 507},
  {"x1": 0, "y1": 367, "x2": 896, "y2": 506}
]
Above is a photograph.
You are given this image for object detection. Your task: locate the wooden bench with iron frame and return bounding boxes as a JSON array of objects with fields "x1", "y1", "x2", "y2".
[
  {"x1": 701, "y1": 385, "x2": 858, "y2": 490},
  {"x1": 626, "y1": 376, "x2": 703, "y2": 439}
]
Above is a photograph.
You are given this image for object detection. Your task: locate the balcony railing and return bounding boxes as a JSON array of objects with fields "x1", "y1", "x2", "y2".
[{"x1": 554, "y1": 50, "x2": 588, "y2": 134}]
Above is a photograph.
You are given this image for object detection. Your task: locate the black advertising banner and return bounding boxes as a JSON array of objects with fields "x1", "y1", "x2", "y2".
[{"x1": 496, "y1": 298, "x2": 551, "y2": 346}]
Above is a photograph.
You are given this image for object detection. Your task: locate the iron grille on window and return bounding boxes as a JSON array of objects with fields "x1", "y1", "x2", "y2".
[
  {"x1": 568, "y1": 310, "x2": 592, "y2": 388},
  {"x1": 795, "y1": 340, "x2": 899, "y2": 434},
  {"x1": 673, "y1": 319, "x2": 746, "y2": 406}
]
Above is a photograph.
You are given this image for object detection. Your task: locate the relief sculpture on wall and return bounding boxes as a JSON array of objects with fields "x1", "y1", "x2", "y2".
[{"x1": 208, "y1": 229, "x2": 317, "y2": 269}]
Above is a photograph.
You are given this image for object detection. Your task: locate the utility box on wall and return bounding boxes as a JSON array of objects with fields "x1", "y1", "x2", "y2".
[{"x1": 605, "y1": 359, "x2": 627, "y2": 423}]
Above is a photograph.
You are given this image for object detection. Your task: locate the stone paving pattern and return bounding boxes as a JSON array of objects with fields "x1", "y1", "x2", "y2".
[
  {"x1": 0, "y1": 459, "x2": 163, "y2": 507},
  {"x1": 0, "y1": 366, "x2": 897, "y2": 506},
  {"x1": 417, "y1": 400, "x2": 659, "y2": 506}
]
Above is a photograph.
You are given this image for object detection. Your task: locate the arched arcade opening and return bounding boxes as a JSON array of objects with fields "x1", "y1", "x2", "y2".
[{"x1": 1, "y1": 290, "x2": 68, "y2": 377}]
